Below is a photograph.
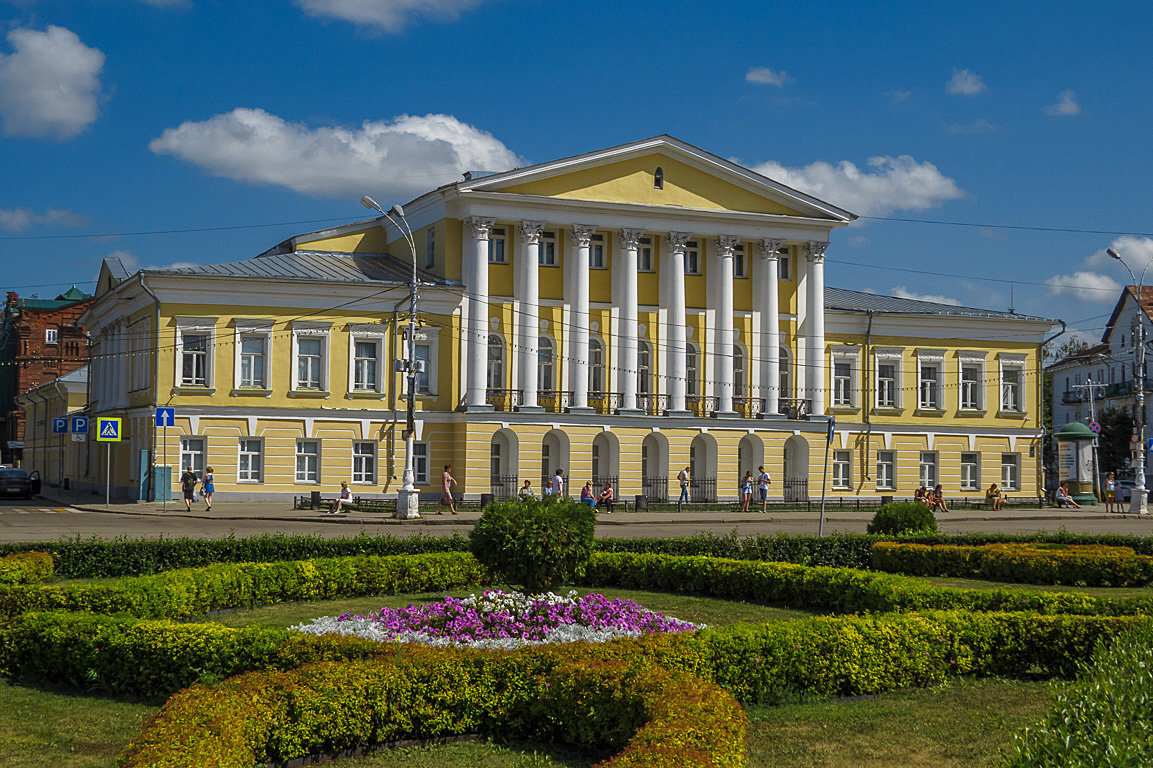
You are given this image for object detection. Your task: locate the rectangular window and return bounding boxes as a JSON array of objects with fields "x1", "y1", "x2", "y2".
[
  {"x1": 684, "y1": 240, "x2": 700, "y2": 275},
  {"x1": 833, "y1": 450, "x2": 851, "y2": 489},
  {"x1": 638, "y1": 237, "x2": 654, "y2": 272},
  {"x1": 179, "y1": 437, "x2": 205, "y2": 476},
  {"x1": 590, "y1": 233, "x2": 606, "y2": 269},
  {"x1": 352, "y1": 441, "x2": 376, "y2": 484},
  {"x1": 539, "y1": 231, "x2": 557, "y2": 266},
  {"x1": 961, "y1": 365, "x2": 981, "y2": 410},
  {"x1": 1001, "y1": 454, "x2": 1020, "y2": 490},
  {"x1": 181, "y1": 332, "x2": 208, "y2": 386},
  {"x1": 733, "y1": 244, "x2": 747, "y2": 278},
  {"x1": 961, "y1": 452, "x2": 980, "y2": 491},
  {"x1": 833, "y1": 361, "x2": 853, "y2": 406},
  {"x1": 919, "y1": 452, "x2": 938, "y2": 488},
  {"x1": 778, "y1": 248, "x2": 791, "y2": 280},
  {"x1": 296, "y1": 336, "x2": 323, "y2": 390},
  {"x1": 353, "y1": 339, "x2": 379, "y2": 391},
  {"x1": 877, "y1": 363, "x2": 897, "y2": 407},
  {"x1": 488, "y1": 227, "x2": 507, "y2": 264},
  {"x1": 413, "y1": 442, "x2": 429, "y2": 484},
  {"x1": 414, "y1": 343, "x2": 431, "y2": 394},
  {"x1": 239, "y1": 334, "x2": 266, "y2": 388},
  {"x1": 876, "y1": 451, "x2": 895, "y2": 490},
  {"x1": 1001, "y1": 367, "x2": 1022, "y2": 412},
  {"x1": 296, "y1": 440, "x2": 320, "y2": 483},
  {"x1": 919, "y1": 364, "x2": 940, "y2": 409},
  {"x1": 45, "y1": 328, "x2": 58, "y2": 345},
  {"x1": 238, "y1": 439, "x2": 263, "y2": 483},
  {"x1": 425, "y1": 226, "x2": 435, "y2": 269}
]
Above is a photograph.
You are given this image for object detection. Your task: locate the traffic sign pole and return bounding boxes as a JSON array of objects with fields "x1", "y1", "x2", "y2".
[{"x1": 155, "y1": 409, "x2": 175, "y2": 513}]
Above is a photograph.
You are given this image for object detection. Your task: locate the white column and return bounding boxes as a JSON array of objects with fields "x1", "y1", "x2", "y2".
[
  {"x1": 713, "y1": 236, "x2": 739, "y2": 416},
  {"x1": 806, "y1": 241, "x2": 829, "y2": 417},
  {"x1": 517, "y1": 222, "x2": 543, "y2": 410},
  {"x1": 567, "y1": 225, "x2": 595, "y2": 411},
  {"x1": 465, "y1": 217, "x2": 495, "y2": 409},
  {"x1": 759, "y1": 239, "x2": 783, "y2": 417},
  {"x1": 616, "y1": 229, "x2": 644, "y2": 413},
  {"x1": 664, "y1": 232, "x2": 690, "y2": 414}
]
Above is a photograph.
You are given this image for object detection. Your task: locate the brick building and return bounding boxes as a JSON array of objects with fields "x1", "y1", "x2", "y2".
[{"x1": 0, "y1": 287, "x2": 93, "y2": 464}]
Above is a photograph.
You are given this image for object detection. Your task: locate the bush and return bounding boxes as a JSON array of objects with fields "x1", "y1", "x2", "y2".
[
  {"x1": 470, "y1": 496, "x2": 596, "y2": 593},
  {"x1": 0, "y1": 551, "x2": 52, "y2": 585},
  {"x1": 867, "y1": 501, "x2": 937, "y2": 535}
]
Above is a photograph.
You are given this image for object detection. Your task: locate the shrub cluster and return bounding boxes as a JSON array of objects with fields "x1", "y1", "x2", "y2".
[
  {"x1": 1004, "y1": 622, "x2": 1153, "y2": 767},
  {"x1": 0, "y1": 551, "x2": 52, "y2": 585},
  {"x1": 470, "y1": 496, "x2": 596, "y2": 593},
  {"x1": 873, "y1": 541, "x2": 1153, "y2": 587},
  {"x1": 867, "y1": 501, "x2": 938, "y2": 535},
  {"x1": 119, "y1": 648, "x2": 747, "y2": 768}
]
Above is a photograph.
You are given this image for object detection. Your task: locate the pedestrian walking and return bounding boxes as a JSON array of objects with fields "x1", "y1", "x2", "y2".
[
  {"x1": 179, "y1": 465, "x2": 198, "y2": 512},
  {"x1": 201, "y1": 467, "x2": 214, "y2": 511},
  {"x1": 439, "y1": 465, "x2": 457, "y2": 515},
  {"x1": 550, "y1": 469, "x2": 564, "y2": 497},
  {"x1": 677, "y1": 466, "x2": 690, "y2": 510}
]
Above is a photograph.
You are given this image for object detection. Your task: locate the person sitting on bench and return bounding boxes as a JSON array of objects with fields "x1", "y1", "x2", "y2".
[
  {"x1": 986, "y1": 483, "x2": 1004, "y2": 511},
  {"x1": 597, "y1": 481, "x2": 615, "y2": 514},
  {"x1": 1055, "y1": 482, "x2": 1081, "y2": 509},
  {"x1": 328, "y1": 481, "x2": 353, "y2": 514}
]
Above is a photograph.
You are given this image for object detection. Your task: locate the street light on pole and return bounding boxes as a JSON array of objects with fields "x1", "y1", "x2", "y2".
[
  {"x1": 361, "y1": 195, "x2": 422, "y2": 519},
  {"x1": 1107, "y1": 247, "x2": 1150, "y2": 515}
]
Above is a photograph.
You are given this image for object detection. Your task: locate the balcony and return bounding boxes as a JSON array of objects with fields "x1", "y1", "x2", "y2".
[
  {"x1": 778, "y1": 397, "x2": 812, "y2": 420},
  {"x1": 686, "y1": 394, "x2": 719, "y2": 417},
  {"x1": 734, "y1": 396, "x2": 766, "y2": 419},
  {"x1": 636, "y1": 393, "x2": 669, "y2": 416},
  {"x1": 485, "y1": 388, "x2": 522, "y2": 412},
  {"x1": 538, "y1": 389, "x2": 573, "y2": 413},
  {"x1": 588, "y1": 391, "x2": 621, "y2": 415},
  {"x1": 1062, "y1": 390, "x2": 1086, "y2": 405}
]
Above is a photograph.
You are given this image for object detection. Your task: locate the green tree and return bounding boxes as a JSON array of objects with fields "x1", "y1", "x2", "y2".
[{"x1": 1097, "y1": 408, "x2": 1134, "y2": 477}]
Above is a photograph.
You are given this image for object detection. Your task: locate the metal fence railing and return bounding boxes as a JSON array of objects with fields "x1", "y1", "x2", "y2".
[
  {"x1": 642, "y1": 476, "x2": 668, "y2": 502},
  {"x1": 490, "y1": 474, "x2": 519, "y2": 499}
]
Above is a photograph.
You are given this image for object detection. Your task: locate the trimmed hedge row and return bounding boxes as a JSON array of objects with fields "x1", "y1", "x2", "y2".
[
  {"x1": 872, "y1": 541, "x2": 1153, "y2": 587},
  {"x1": 120, "y1": 650, "x2": 747, "y2": 768},
  {"x1": 0, "y1": 551, "x2": 52, "y2": 585},
  {"x1": 1004, "y1": 622, "x2": 1153, "y2": 767}
]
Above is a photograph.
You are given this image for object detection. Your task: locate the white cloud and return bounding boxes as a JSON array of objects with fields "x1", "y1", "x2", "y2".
[
  {"x1": 0, "y1": 26, "x2": 105, "y2": 139},
  {"x1": 947, "y1": 68, "x2": 986, "y2": 95},
  {"x1": 108, "y1": 249, "x2": 197, "y2": 272},
  {"x1": 1045, "y1": 271, "x2": 1122, "y2": 300},
  {"x1": 1045, "y1": 90, "x2": 1081, "y2": 116},
  {"x1": 746, "y1": 67, "x2": 792, "y2": 87},
  {"x1": 0, "y1": 207, "x2": 87, "y2": 232},
  {"x1": 1045, "y1": 237, "x2": 1153, "y2": 305},
  {"x1": 848, "y1": 235, "x2": 868, "y2": 247},
  {"x1": 947, "y1": 118, "x2": 995, "y2": 134},
  {"x1": 887, "y1": 90, "x2": 911, "y2": 104},
  {"x1": 149, "y1": 108, "x2": 522, "y2": 199},
  {"x1": 750, "y1": 155, "x2": 964, "y2": 217},
  {"x1": 294, "y1": 0, "x2": 483, "y2": 32},
  {"x1": 891, "y1": 287, "x2": 962, "y2": 306}
]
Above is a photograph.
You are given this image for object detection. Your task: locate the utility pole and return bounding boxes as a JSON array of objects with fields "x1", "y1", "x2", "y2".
[
  {"x1": 1071, "y1": 378, "x2": 1105, "y2": 499},
  {"x1": 1107, "y1": 248, "x2": 1149, "y2": 514}
]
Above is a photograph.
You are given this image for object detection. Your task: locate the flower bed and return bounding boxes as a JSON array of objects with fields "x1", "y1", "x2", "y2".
[{"x1": 291, "y1": 590, "x2": 701, "y2": 649}]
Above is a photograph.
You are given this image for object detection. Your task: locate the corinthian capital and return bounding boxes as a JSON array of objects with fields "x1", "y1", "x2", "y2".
[
  {"x1": 518, "y1": 221, "x2": 544, "y2": 245},
  {"x1": 569, "y1": 224, "x2": 596, "y2": 248},
  {"x1": 466, "y1": 216, "x2": 496, "y2": 241},
  {"x1": 714, "y1": 235, "x2": 739, "y2": 257},
  {"x1": 618, "y1": 228, "x2": 645, "y2": 250},
  {"x1": 664, "y1": 231, "x2": 690, "y2": 252},
  {"x1": 759, "y1": 239, "x2": 784, "y2": 260},
  {"x1": 806, "y1": 241, "x2": 830, "y2": 262}
]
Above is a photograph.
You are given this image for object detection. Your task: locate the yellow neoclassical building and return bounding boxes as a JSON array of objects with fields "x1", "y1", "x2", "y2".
[{"x1": 70, "y1": 136, "x2": 1054, "y2": 503}]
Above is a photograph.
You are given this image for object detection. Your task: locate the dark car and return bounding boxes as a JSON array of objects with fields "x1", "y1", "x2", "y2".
[{"x1": 0, "y1": 467, "x2": 33, "y2": 499}]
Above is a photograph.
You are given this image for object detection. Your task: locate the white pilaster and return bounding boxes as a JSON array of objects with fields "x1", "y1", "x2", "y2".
[
  {"x1": 759, "y1": 239, "x2": 783, "y2": 417},
  {"x1": 516, "y1": 222, "x2": 543, "y2": 410},
  {"x1": 616, "y1": 229, "x2": 644, "y2": 413},
  {"x1": 714, "y1": 235, "x2": 739, "y2": 417},
  {"x1": 664, "y1": 232, "x2": 690, "y2": 414},
  {"x1": 567, "y1": 225, "x2": 595, "y2": 411},
  {"x1": 806, "y1": 241, "x2": 829, "y2": 417},
  {"x1": 465, "y1": 217, "x2": 495, "y2": 410}
]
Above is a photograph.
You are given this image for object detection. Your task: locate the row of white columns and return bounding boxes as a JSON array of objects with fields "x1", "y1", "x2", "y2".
[{"x1": 462, "y1": 216, "x2": 828, "y2": 417}]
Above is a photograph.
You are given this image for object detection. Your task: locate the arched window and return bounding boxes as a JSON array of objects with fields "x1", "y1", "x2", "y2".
[
  {"x1": 589, "y1": 337, "x2": 605, "y2": 393},
  {"x1": 686, "y1": 341, "x2": 700, "y2": 396},
  {"x1": 486, "y1": 334, "x2": 504, "y2": 389},
  {"x1": 733, "y1": 343, "x2": 746, "y2": 399},
  {"x1": 654, "y1": 166, "x2": 664, "y2": 190},
  {"x1": 538, "y1": 336, "x2": 555, "y2": 391},
  {"x1": 638, "y1": 339, "x2": 653, "y2": 394}
]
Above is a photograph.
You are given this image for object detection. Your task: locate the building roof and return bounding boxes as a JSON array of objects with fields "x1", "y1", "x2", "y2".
[
  {"x1": 825, "y1": 286, "x2": 1054, "y2": 322},
  {"x1": 1104, "y1": 286, "x2": 1153, "y2": 342},
  {"x1": 144, "y1": 250, "x2": 452, "y2": 286},
  {"x1": 1048, "y1": 342, "x2": 1109, "y2": 370},
  {"x1": 13, "y1": 286, "x2": 93, "y2": 311}
]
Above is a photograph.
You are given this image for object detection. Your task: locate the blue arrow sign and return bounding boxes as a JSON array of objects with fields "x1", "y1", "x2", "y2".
[
  {"x1": 70, "y1": 416, "x2": 87, "y2": 434},
  {"x1": 155, "y1": 407, "x2": 175, "y2": 427},
  {"x1": 52, "y1": 418, "x2": 67, "y2": 434}
]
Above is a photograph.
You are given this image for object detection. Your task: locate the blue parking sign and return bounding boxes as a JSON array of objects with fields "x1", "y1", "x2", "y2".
[
  {"x1": 52, "y1": 418, "x2": 67, "y2": 434},
  {"x1": 71, "y1": 416, "x2": 88, "y2": 434}
]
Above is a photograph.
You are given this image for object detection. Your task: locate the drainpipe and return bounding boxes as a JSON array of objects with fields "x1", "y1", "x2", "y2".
[
  {"x1": 1039, "y1": 321, "x2": 1068, "y2": 500},
  {"x1": 862, "y1": 310, "x2": 874, "y2": 483}
]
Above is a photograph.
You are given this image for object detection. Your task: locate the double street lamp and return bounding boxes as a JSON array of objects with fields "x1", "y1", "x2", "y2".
[
  {"x1": 361, "y1": 195, "x2": 422, "y2": 519},
  {"x1": 1107, "y1": 247, "x2": 1149, "y2": 515}
]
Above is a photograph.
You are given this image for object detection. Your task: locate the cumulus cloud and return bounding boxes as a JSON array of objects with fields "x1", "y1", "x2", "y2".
[
  {"x1": 750, "y1": 155, "x2": 964, "y2": 217},
  {"x1": 891, "y1": 286, "x2": 962, "y2": 306},
  {"x1": 0, "y1": 207, "x2": 87, "y2": 232},
  {"x1": 0, "y1": 26, "x2": 105, "y2": 139},
  {"x1": 1046, "y1": 237, "x2": 1153, "y2": 303},
  {"x1": 947, "y1": 68, "x2": 986, "y2": 95},
  {"x1": 947, "y1": 118, "x2": 995, "y2": 134},
  {"x1": 294, "y1": 0, "x2": 484, "y2": 32},
  {"x1": 1045, "y1": 90, "x2": 1081, "y2": 116},
  {"x1": 848, "y1": 235, "x2": 868, "y2": 247},
  {"x1": 149, "y1": 108, "x2": 522, "y2": 199},
  {"x1": 746, "y1": 67, "x2": 792, "y2": 87},
  {"x1": 108, "y1": 249, "x2": 198, "y2": 272},
  {"x1": 1046, "y1": 271, "x2": 1122, "y2": 300},
  {"x1": 887, "y1": 90, "x2": 912, "y2": 104}
]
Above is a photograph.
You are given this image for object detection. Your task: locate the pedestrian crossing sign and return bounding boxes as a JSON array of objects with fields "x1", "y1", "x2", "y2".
[{"x1": 95, "y1": 417, "x2": 122, "y2": 442}]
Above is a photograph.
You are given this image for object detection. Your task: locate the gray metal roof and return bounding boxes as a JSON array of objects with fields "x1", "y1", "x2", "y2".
[
  {"x1": 826, "y1": 286, "x2": 1054, "y2": 322},
  {"x1": 147, "y1": 251, "x2": 450, "y2": 286}
]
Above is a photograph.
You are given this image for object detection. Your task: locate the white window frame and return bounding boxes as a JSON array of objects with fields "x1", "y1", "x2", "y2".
[
  {"x1": 413, "y1": 442, "x2": 429, "y2": 485},
  {"x1": 959, "y1": 354, "x2": 985, "y2": 411},
  {"x1": 589, "y1": 336, "x2": 606, "y2": 393},
  {"x1": 686, "y1": 340, "x2": 700, "y2": 397},
  {"x1": 179, "y1": 437, "x2": 206, "y2": 476},
  {"x1": 1001, "y1": 453, "x2": 1020, "y2": 490},
  {"x1": 684, "y1": 240, "x2": 701, "y2": 275},
  {"x1": 233, "y1": 320, "x2": 272, "y2": 391},
  {"x1": 638, "y1": 237, "x2": 654, "y2": 273},
  {"x1": 1000, "y1": 355, "x2": 1027, "y2": 413},
  {"x1": 733, "y1": 243, "x2": 748, "y2": 279},
  {"x1": 917, "y1": 350, "x2": 944, "y2": 411},
  {"x1": 295, "y1": 439, "x2": 320, "y2": 484},
  {"x1": 45, "y1": 328, "x2": 58, "y2": 345},
  {"x1": 352, "y1": 441, "x2": 376, "y2": 484},
  {"x1": 487, "y1": 334, "x2": 505, "y2": 390},
  {"x1": 832, "y1": 450, "x2": 851, "y2": 489},
  {"x1": 733, "y1": 342, "x2": 746, "y2": 399},
  {"x1": 538, "y1": 230, "x2": 557, "y2": 267},
  {"x1": 404, "y1": 327, "x2": 439, "y2": 396},
  {"x1": 348, "y1": 325, "x2": 387, "y2": 395},
  {"x1": 238, "y1": 438, "x2": 263, "y2": 483},
  {"x1": 832, "y1": 348, "x2": 859, "y2": 408},
  {"x1": 590, "y1": 233, "x2": 607, "y2": 269},
  {"x1": 919, "y1": 451, "x2": 938, "y2": 488},
  {"x1": 874, "y1": 349, "x2": 902, "y2": 409},
  {"x1": 538, "y1": 335, "x2": 556, "y2": 391},
  {"x1": 960, "y1": 452, "x2": 980, "y2": 491},
  {"x1": 291, "y1": 322, "x2": 331, "y2": 393},
  {"x1": 425, "y1": 226, "x2": 436, "y2": 269},
  {"x1": 876, "y1": 450, "x2": 895, "y2": 490},
  {"x1": 174, "y1": 317, "x2": 216, "y2": 390},
  {"x1": 777, "y1": 247, "x2": 791, "y2": 280},
  {"x1": 488, "y1": 226, "x2": 507, "y2": 264}
]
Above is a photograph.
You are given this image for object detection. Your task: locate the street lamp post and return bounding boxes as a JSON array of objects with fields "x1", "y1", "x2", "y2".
[
  {"x1": 361, "y1": 195, "x2": 422, "y2": 519},
  {"x1": 1108, "y1": 247, "x2": 1150, "y2": 515}
]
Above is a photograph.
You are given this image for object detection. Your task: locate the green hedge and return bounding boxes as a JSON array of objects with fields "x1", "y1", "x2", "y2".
[
  {"x1": 119, "y1": 649, "x2": 747, "y2": 768},
  {"x1": 0, "y1": 551, "x2": 52, "y2": 585},
  {"x1": 873, "y1": 541, "x2": 1153, "y2": 587},
  {"x1": 1004, "y1": 622, "x2": 1153, "y2": 767}
]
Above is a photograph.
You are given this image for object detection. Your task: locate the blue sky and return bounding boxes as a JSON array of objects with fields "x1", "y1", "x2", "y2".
[{"x1": 2, "y1": 0, "x2": 1151, "y2": 345}]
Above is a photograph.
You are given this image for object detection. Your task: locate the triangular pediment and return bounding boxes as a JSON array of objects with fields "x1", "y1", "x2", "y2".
[{"x1": 461, "y1": 136, "x2": 855, "y2": 222}]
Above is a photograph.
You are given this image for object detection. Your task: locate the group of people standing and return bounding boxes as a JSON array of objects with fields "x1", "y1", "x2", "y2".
[{"x1": 737, "y1": 467, "x2": 774, "y2": 512}]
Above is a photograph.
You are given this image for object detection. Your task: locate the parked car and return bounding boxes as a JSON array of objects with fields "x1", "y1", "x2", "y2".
[{"x1": 0, "y1": 467, "x2": 33, "y2": 499}]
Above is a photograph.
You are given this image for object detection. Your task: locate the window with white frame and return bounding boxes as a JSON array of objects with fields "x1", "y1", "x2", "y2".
[
  {"x1": 292, "y1": 323, "x2": 330, "y2": 392},
  {"x1": 403, "y1": 327, "x2": 438, "y2": 396},
  {"x1": 589, "y1": 337, "x2": 605, "y2": 392},
  {"x1": 590, "y1": 233, "x2": 606, "y2": 269},
  {"x1": 919, "y1": 451, "x2": 938, "y2": 488},
  {"x1": 487, "y1": 334, "x2": 504, "y2": 389},
  {"x1": 1001, "y1": 454, "x2": 1020, "y2": 490},
  {"x1": 492, "y1": 441, "x2": 504, "y2": 478},
  {"x1": 833, "y1": 361, "x2": 852, "y2": 406},
  {"x1": 777, "y1": 247, "x2": 791, "y2": 280},
  {"x1": 876, "y1": 451, "x2": 895, "y2": 490},
  {"x1": 239, "y1": 334, "x2": 267, "y2": 388},
  {"x1": 960, "y1": 361, "x2": 983, "y2": 410},
  {"x1": 295, "y1": 440, "x2": 320, "y2": 483},
  {"x1": 45, "y1": 328, "x2": 58, "y2": 345},
  {"x1": 538, "y1": 231, "x2": 557, "y2": 266},
  {"x1": 874, "y1": 349, "x2": 902, "y2": 409},
  {"x1": 686, "y1": 341, "x2": 700, "y2": 396},
  {"x1": 779, "y1": 348, "x2": 792, "y2": 399},
  {"x1": 352, "y1": 441, "x2": 376, "y2": 484},
  {"x1": 353, "y1": 339, "x2": 379, "y2": 391},
  {"x1": 638, "y1": 237, "x2": 654, "y2": 272},
  {"x1": 733, "y1": 343, "x2": 746, "y2": 398},
  {"x1": 414, "y1": 342, "x2": 431, "y2": 394},
  {"x1": 179, "y1": 437, "x2": 205, "y2": 476},
  {"x1": 176, "y1": 319, "x2": 215, "y2": 388},
  {"x1": 488, "y1": 226, "x2": 507, "y2": 264},
  {"x1": 961, "y1": 452, "x2": 980, "y2": 491},
  {"x1": 425, "y1": 226, "x2": 435, "y2": 269},
  {"x1": 413, "y1": 442, "x2": 429, "y2": 484},
  {"x1": 733, "y1": 244, "x2": 747, "y2": 278},
  {"x1": 917, "y1": 353, "x2": 943, "y2": 410},
  {"x1": 238, "y1": 438, "x2": 263, "y2": 482},
  {"x1": 1000, "y1": 358, "x2": 1025, "y2": 412},
  {"x1": 538, "y1": 336, "x2": 555, "y2": 391},
  {"x1": 684, "y1": 240, "x2": 700, "y2": 275},
  {"x1": 638, "y1": 339, "x2": 654, "y2": 394},
  {"x1": 833, "y1": 450, "x2": 851, "y2": 489}
]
